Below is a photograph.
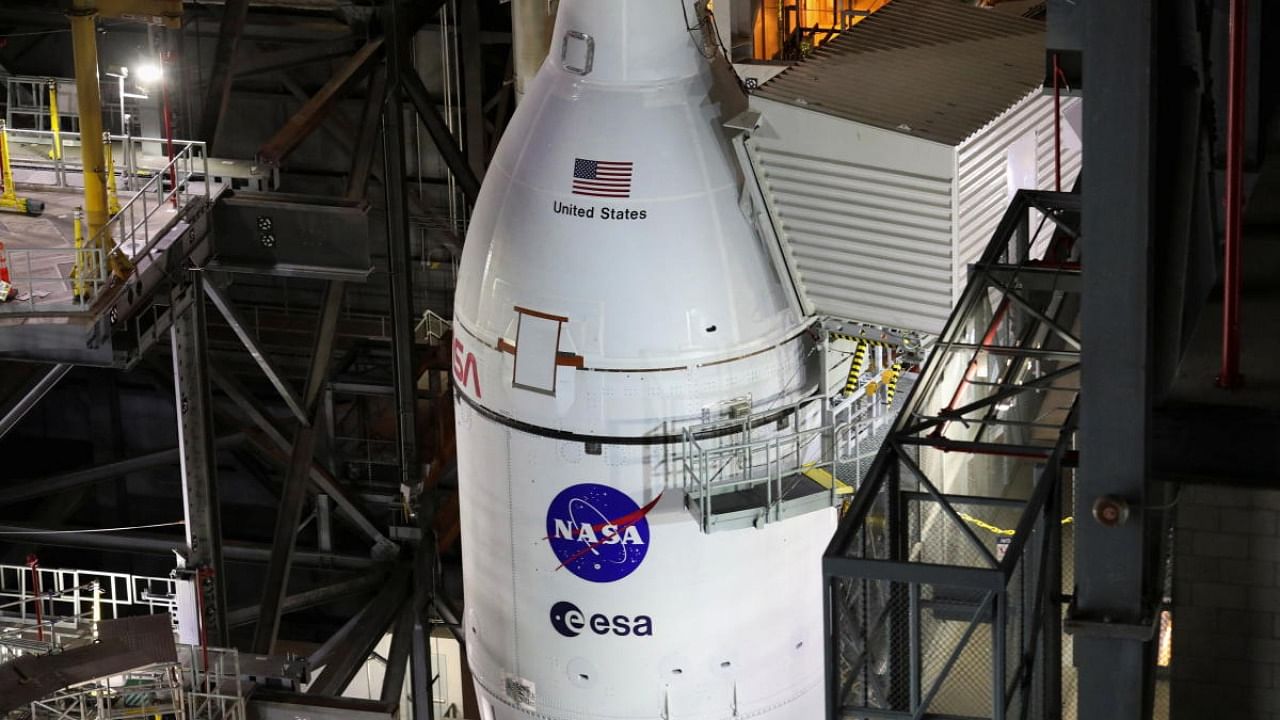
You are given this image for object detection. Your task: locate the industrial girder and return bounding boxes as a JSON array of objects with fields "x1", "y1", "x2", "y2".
[
  {"x1": 252, "y1": 281, "x2": 347, "y2": 654},
  {"x1": 226, "y1": 571, "x2": 387, "y2": 628},
  {"x1": 199, "y1": 0, "x2": 250, "y2": 148},
  {"x1": 0, "y1": 434, "x2": 245, "y2": 506},
  {"x1": 171, "y1": 273, "x2": 229, "y2": 646}
]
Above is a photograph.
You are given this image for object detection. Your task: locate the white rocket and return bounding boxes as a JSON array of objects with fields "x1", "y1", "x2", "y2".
[{"x1": 452, "y1": 1, "x2": 835, "y2": 718}]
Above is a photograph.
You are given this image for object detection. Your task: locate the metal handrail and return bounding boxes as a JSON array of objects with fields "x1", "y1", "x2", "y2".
[{"x1": 0, "y1": 127, "x2": 209, "y2": 312}]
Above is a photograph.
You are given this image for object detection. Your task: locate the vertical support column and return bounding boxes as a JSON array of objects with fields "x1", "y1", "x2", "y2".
[
  {"x1": 385, "y1": 0, "x2": 420, "y2": 493},
  {"x1": 172, "y1": 273, "x2": 228, "y2": 647},
  {"x1": 68, "y1": 2, "x2": 120, "y2": 272},
  {"x1": 511, "y1": 0, "x2": 554, "y2": 101},
  {"x1": 1076, "y1": 0, "x2": 1155, "y2": 716},
  {"x1": 460, "y1": 0, "x2": 486, "y2": 181}
]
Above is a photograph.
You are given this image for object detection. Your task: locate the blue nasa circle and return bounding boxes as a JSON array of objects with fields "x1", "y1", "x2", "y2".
[{"x1": 546, "y1": 483, "x2": 652, "y2": 583}]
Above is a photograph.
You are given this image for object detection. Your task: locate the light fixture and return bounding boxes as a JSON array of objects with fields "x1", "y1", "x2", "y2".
[{"x1": 134, "y1": 62, "x2": 163, "y2": 86}]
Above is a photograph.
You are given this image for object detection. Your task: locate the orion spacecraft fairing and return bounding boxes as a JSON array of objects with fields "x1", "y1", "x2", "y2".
[{"x1": 453, "y1": 1, "x2": 835, "y2": 717}]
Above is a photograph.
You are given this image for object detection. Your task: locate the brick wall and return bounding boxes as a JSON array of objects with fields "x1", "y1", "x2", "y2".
[{"x1": 1172, "y1": 484, "x2": 1280, "y2": 719}]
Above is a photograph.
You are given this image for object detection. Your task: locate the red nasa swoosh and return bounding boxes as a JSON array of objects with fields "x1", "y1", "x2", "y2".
[{"x1": 552, "y1": 492, "x2": 664, "y2": 572}]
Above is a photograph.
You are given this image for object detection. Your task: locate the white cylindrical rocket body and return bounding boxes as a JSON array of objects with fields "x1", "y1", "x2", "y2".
[{"x1": 453, "y1": 2, "x2": 834, "y2": 718}]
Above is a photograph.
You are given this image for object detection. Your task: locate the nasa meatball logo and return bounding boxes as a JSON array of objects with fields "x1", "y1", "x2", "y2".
[
  {"x1": 550, "y1": 600, "x2": 653, "y2": 638},
  {"x1": 545, "y1": 483, "x2": 661, "y2": 583}
]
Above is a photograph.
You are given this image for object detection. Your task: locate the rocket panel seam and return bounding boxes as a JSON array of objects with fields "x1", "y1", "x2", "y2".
[
  {"x1": 454, "y1": 389, "x2": 804, "y2": 447},
  {"x1": 455, "y1": 318, "x2": 812, "y2": 374}
]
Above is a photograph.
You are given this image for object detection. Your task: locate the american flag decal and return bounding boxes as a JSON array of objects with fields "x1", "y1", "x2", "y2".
[{"x1": 572, "y1": 158, "x2": 634, "y2": 198}]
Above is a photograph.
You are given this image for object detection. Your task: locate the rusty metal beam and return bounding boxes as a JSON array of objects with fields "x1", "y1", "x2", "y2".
[
  {"x1": 199, "y1": 0, "x2": 250, "y2": 148},
  {"x1": 257, "y1": 38, "x2": 384, "y2": 166},
  {"x1": 253, "y1": 0, "x2": 446, "y2": 167}
]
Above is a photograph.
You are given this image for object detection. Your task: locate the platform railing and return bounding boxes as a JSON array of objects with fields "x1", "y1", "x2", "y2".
[
  {"x1": 0, "y1": 563, "x2": 178, "y2": 644},
  {"x1": 680, "y1": 394, "x2": 875, "y2": 532},
  {"x1": 0, "y1": 128, "x2": 209, "y2": 314}
]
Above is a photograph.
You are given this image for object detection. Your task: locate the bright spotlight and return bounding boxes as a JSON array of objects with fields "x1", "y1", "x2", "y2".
[{"x1": 135, "y1": 62, "x2": 163, "y2": 85}]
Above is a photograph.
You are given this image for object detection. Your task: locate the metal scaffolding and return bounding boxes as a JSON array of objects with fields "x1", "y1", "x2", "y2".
[{"x1": 825, "y1": 189, "x2": 1082, "y2": 720}]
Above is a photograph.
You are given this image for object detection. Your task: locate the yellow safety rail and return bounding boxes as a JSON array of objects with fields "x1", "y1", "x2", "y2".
[
  {"x1": 0, "y1": 120, "x2": 42, "y2": 216},
  {"x1": 958, "y1": 512, "x2": 1075, "y2": 536},
  {"x1": 72, "y1": 207, "x2": 88, "y2": 300},
  {"x1": 47, "y1": 79, "x2": 63, "y2": 161},
  {"x1": 103, "y1": 132, "x2": 121, "y2": 215}
]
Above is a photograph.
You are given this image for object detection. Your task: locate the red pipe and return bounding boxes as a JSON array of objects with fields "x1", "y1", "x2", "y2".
[
  {"x1": 1052, "y1": 54, "x2": 1064, "y2": 192},
  {"x1": 1219, "y1": 0, "x2": 1247, "y2": 388},
  {"x1": 162, "y1": 50, "x2": 178, "y2": 208},
  {"x1": 26, "y1": 554, "x2": 43, "y2": 642},
  {"x1": 195, "y1": 566, "x2": 213, "y2": 690},
  {"x1": 931, "y1": 299, "x2": 1011, "y2": 438}
]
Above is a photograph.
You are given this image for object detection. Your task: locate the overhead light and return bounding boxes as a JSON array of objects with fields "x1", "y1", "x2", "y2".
[{"x1": 135, "y1": 62, "x2": 163, "y2": 85}]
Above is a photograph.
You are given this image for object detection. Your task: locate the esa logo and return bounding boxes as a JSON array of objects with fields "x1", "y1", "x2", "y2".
[
  {"x1": 550, "y1": 600, "x2": 653, "y2": 638},
  {"x1": 545, "y1": 483, "x2": 661, "y2": 583}
]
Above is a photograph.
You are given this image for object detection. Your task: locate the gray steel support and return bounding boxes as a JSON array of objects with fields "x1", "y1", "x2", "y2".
[
  {"x1": 307, "y1": 572, "x2": 410, "y2": 696},
  {"x1": 380, "y1": 601, "x2": 415, "y2": 704},
  {"x1": 226, "y1": 572, "x2": 385, "y2": 628},
  {"x1": 214, "y1": 370, "x2": 392, "y2": 549},
  {"x1": 1075, "y1": 0, "x2": 1155, "y2": 716},
  {"x1": 408, "y1": 604, "x2": 435, "y2": 720},
  {"x1": 234, "y1": 38, "x2": 361, "y2": 80},
  {"x1": 317, "y1": 493, "x2": 333, "y2": 552},
  {"x1": 253, "y1": 281, "x2": 346, "y2": 654},
  {"x1": 0, "y1": 435, "x2": 246, "y2": 506},
  {"x1": 200, "y1": 0, "x2": 251, "y2": 148},
  {"x1": 400, "y1": 68, "x2": 482, "y2": 204},
  {"x1": 349, "y1": 67, "x2": 388, "y2": 201},
  {"x1": 0, "y1": 364, "x2": 72, "y2": 441},
  {"x1": 384, "y1": 0, "x2": 421, "y2": 492},
  {"x1": 171, "y1": 274, "x2": 229, "y2": 646},
  {"x1": 0, "y1": 523, "x2": 376, "y2": 569},
  {"x1": 203, "y1": 278, "x2": 308, "y2": 425},
  {"x1": 460, "y1": 0, "x2": 487, "y2": 181}
]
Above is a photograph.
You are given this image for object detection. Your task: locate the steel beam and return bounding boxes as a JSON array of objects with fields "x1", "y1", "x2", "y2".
[
  {"x1": 199, "y1": 0, "x2": 250, "y2": 148},
  {"x1": 459, "y1": 0, "x2": 486, "y2": 181},
  {"x1": 400, "y1": 69, "x2": 482, "y2": 205},
  {"x1": 0, "y1": 364, "x2": 72, "y2": 441},
  {"x1": 203, "y1": 278, "x2": 308, "y2": 425},
  {"x1": 253, "y1": 281, "x2": 347, "y2": 654},
  {"x1": 171, "y1": 273, "x2": 229, "y2": 647},
  {"x1": 210, "y1": 365, "x2": 392, "y2": 549},
  {"x1": 380, "y1": 597, "x2": 414, "y2": 704},
  {"x1": 1075, "y1": 0, "x2": 1155, "y2": 716},
  {"x1": 234, "y1": 38, "x2": 360, "y2": 80},
  {"x1": 0, "y1": 523, "x2": 375, "y2": 568},
  {"x1": 0, "y1": 434, "x2": 245, "y2": 506},
  {"x1": 258, "y1": 38, "x2": 385, "y2": 166},
  {"x1": 226, "y1": 572, "x2": 385, "y2": 628},
  {"x1": 348, "y1": 66, "x2": 387, "y2": 201},
  {"x1": 384, "y1": 0, "x2": 421, "y2": 492},
  {"x1": 307, "y1": 572, "x2": 410, "y2": 696}
]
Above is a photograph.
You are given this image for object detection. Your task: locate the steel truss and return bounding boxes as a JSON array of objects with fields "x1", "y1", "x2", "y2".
[{"x1": 824, "y1": 190, "x2": 1082, "y2": 720}]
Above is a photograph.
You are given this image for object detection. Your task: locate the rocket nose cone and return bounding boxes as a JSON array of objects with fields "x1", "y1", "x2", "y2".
[{"x1": 550, "y1": 0, "x2": 710, "y2": 84}]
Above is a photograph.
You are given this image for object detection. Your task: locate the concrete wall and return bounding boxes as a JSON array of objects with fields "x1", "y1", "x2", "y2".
[{"x1": 1172, "y1": 484, "x2": 1280, "y2": 720}]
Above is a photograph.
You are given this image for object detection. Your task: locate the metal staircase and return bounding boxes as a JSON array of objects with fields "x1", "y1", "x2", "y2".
[{"x1": 823, "y1": 189, "x2": 1082, "y2": 720}]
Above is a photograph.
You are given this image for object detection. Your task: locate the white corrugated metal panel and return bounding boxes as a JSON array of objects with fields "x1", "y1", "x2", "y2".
[
  {"x1": 747, "y1": 98, "x2": 956, "y2": 335},
  {"x1": 954, "y1": 91, "x2": 1083, "y2": 296}
]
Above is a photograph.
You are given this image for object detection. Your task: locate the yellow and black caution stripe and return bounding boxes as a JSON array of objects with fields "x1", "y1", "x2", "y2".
[
  {"x1": 843, "y1": 340, "x2": 869, "y2": 397},
  {"x1": 885, "y1": 361, "x2": 903, "y2": 406},
  {"x1": 830, "y1": 332, "x2": 894, "y2": 348}
]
